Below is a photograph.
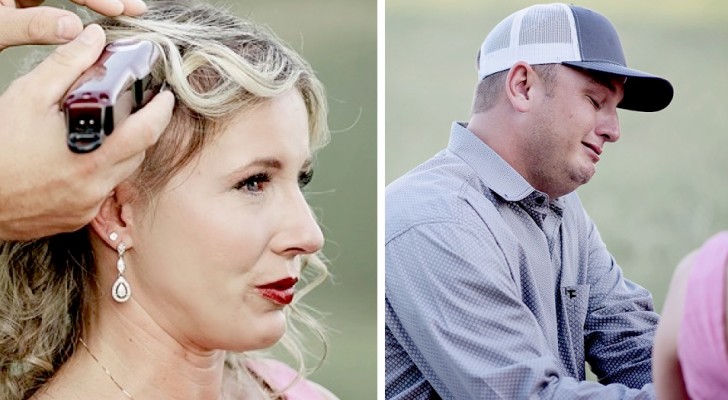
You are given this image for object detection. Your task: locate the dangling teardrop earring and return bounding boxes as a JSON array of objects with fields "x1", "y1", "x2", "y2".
[{"x1": 111, "y1": 242, "x2": 132, "y2": 303}]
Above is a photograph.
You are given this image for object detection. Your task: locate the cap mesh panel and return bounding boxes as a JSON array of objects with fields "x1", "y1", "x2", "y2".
[
  {"x1": 483, "y1": 19, "x2": 513, "y2": 53},
  {"x1": 519, "y1": 6, "x2": 572, "y2": 45}
]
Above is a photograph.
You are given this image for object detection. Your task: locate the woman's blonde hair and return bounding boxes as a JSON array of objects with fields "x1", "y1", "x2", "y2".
[{"x1": 0, "y1": 1, "x2": 330, "y2": 399}]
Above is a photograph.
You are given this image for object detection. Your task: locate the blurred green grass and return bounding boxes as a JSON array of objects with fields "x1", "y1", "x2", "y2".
[
  {"x1": 0, "y1": 0, "x2": 376, "y2": 398},
  {"x1": 387, "y1": 0, "x2": 728, "y2": 356}
]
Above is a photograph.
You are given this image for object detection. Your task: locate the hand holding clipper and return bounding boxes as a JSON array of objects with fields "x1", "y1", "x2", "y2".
[{"x1": 64, "y1": 39, "x2": 161, "y2": 153}]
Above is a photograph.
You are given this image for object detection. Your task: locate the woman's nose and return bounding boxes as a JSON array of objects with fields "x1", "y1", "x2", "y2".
[{"x1": 271, "y1": 189, "x2": 324, "y2": 257}]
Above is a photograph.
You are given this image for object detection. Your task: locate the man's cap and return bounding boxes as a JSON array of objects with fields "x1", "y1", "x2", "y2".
[{"x1": 477, "y1": 3, "x2": 673, "y2": 112}]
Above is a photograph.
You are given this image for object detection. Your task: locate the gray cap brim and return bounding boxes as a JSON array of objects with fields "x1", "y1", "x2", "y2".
[{"x1": 562, "y1": 61, "x2": 674, "y2": 113}]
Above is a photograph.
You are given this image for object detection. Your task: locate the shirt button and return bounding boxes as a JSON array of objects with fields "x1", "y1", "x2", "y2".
[{"x1": 535, "y1": 196, "x2": 546, "y2": 205}]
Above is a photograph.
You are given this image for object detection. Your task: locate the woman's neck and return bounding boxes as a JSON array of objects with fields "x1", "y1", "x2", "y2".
[{"x1": 36, "y1": 299, "x2": 238, "y2": 400}]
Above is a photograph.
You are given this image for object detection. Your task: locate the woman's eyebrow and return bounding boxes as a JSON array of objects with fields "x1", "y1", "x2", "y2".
[
  {"x1": 226, "y1": 158, "x2": 282, "y2": 180},
  {"x1": 227, "y1": 156, "x2": 313, "y2": 179},
  {"x1": 247, "y1": 158, "x2": 282, "y2": 170}
]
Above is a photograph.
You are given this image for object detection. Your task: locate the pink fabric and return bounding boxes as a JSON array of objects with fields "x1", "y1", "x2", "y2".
[
  {"x1": 246, "y1": 358, "x2": 324, "y2": 399},
  {"x1": 678, "y1": 231, "x2": 728, "y2": 399}
]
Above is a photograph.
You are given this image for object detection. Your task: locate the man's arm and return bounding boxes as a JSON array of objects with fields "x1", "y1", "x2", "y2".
[
  {"x1": 386, "y1": 221, "x2": 654, "y2": 399},
  {"x1": 0, "y1": 23, "x2": 174, "y2": 240},
  {"x1": 581, "y1": 215, "x2": 660, "y2": 387}
]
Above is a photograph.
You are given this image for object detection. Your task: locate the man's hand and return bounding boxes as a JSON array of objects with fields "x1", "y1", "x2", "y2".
[
  {"x1": 0, "y1": 24, "x2": 175, "y2": 240},
  {"x1": 0, "y1": 0, "x2": 148, "y2": 51}
]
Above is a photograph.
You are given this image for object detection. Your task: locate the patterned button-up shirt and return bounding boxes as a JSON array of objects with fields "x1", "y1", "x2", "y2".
[{"x1": 385, "y1": 122, "x2": 658, "y2": 399}]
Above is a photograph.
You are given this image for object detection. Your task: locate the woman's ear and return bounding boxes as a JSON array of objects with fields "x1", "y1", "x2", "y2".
[
  {"x1": 89, "y1": 182, "x2": 138, "y2": 251},
  {"x1": 505, "y1": 61, "x2": 536, "y2": 113}
]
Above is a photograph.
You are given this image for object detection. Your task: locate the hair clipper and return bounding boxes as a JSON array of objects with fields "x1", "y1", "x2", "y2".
[{"x1": 63, "y1": 39, "x2": 161, "y2": 153}]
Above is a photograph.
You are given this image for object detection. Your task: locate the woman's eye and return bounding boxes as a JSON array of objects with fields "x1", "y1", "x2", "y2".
[
  {"x1": 234, "y1": 173, "x2": 271, "y2": 193},
  {"x1": 298, "y1": 169, "x2": 314, "y2": 189}
]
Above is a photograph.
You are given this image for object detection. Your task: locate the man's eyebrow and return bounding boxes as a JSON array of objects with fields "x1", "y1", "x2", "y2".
[
  {"x1": 587, "y1": 72, "x2": 625, "y2": 94},
  {"x1": 566, "y1": 64, "x2": 623, "y2": 94}
]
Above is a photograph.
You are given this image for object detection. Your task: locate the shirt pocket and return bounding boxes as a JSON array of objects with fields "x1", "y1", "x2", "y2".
[{"x1": 561, "y1": 284, "x2": 590, "y2": 378}]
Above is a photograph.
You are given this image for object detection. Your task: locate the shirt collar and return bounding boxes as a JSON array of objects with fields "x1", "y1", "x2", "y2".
[{"x1": 447, "y1": 122, "x2": 562, "y2": 209}]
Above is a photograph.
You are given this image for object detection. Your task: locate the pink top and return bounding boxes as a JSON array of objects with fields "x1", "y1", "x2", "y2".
[
  {"x1": 246, "y1": 358, "x2": 326, "y2": 399},
  {"x1": 678, "y1": 231, "x2": 728, "y2": 399}
]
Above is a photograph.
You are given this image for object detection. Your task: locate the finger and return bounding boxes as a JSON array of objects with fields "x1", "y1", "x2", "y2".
[
  {"x1": 69, "y1": 0, "x2": 147, "y2": 16},
  {"x1": 25, "y1": 23, "x2": 106, "y2": 104},
  {"x1": 97, "y1": 90, "x2": 175, "y2": 171},
  {"x1": 0, "y1": 7, "x2": 83, "y2": 51},
  {"x1": 15, "y1": 1, "x2": 45, "y2": 7}
]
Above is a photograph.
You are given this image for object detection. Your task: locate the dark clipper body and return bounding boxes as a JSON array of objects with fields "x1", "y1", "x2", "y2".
[{"x1": 63, "y1": 39, "x2": 161, "y2": 153}]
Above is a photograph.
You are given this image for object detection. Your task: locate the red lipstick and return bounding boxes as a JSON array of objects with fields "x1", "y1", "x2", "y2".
[{"x1": 256, "y1": 277, "x2": 298, "y2": 305}]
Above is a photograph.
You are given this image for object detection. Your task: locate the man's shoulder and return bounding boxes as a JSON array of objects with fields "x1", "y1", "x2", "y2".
[{"x1": 386, "y1": 151, "x2": 490, "y2": 240}]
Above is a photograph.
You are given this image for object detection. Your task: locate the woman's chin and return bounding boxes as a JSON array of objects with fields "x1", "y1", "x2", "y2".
[{"x1": 227, "y1": 311, "x2": 288, "y2": 352}]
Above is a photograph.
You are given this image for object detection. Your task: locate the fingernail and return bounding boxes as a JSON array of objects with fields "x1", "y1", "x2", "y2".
[
  {"x1": 134, "y1": 0, "x2": 148, "y2": 12},
  {"x1": 105, "y1": 0, "x2": 124, "y2": 14},
  {"x1": 123, "y1": 0, "x2": 147, "y2": 14},
  {"x1": 56, "y1": 15, "x2": 81, "y2": 41},
  {"x1": 78, "y1": 24, "x2": 102, "y2": 45}
]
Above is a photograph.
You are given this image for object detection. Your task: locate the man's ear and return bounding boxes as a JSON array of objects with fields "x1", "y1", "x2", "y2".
[
  {"x1": 89, "y1": 182, "x2": 138, "y2": 251},
  {"x1": 505, "y1": 61, "x2": 537, "y2": 112}
]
